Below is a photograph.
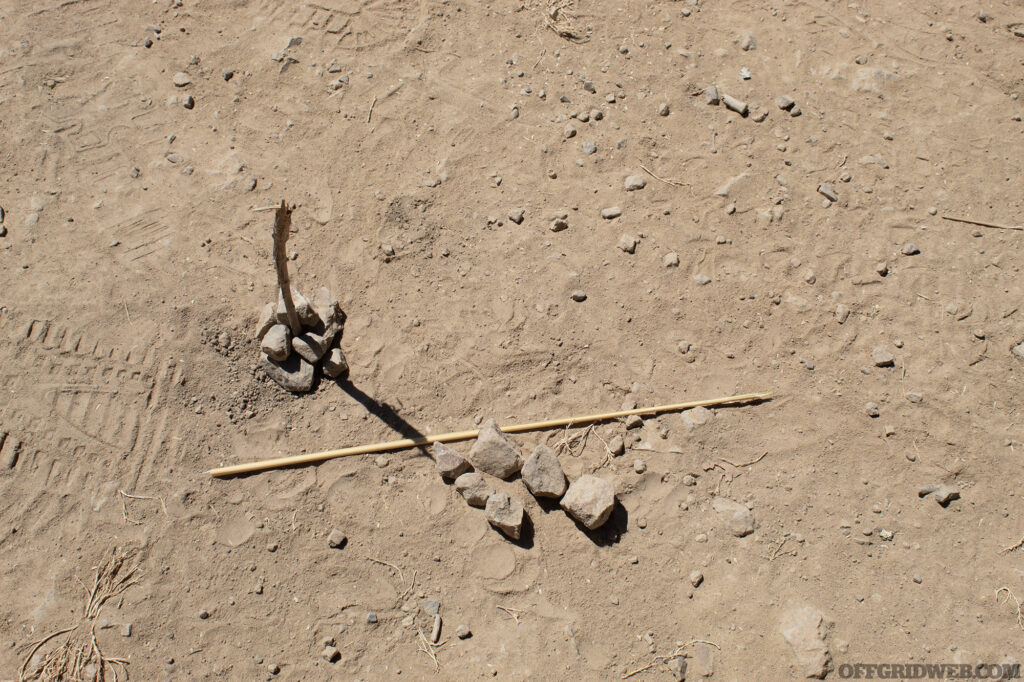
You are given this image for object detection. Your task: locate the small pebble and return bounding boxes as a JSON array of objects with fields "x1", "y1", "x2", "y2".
[
  {"x1": 327, "y1": 529, "x2": 347, "y2": 548},
  {"x1": 633, "y1": 459, "x2": 647, "y2": 474},
  {"x1": 689, "y1": 570, "x2": 704, "y2": 587},
  {"x1": 571, "y1": 290, "x2": 587, "y2": 302},
  {"x1": 658, "y1": 102, "x2": 670, "y2": 117},
  {"x1": 663, "y1": 252, "x2": 680, "y2": 267},
  {"x1": 172, "y1": 72, "x2": 191, "y2": 87},
  {"x1": 456, "y1": 625, "x2": 472, "y2": 639},
  {"x1": 901, "y1": 243, "x2": 921, "y2": 256},
  {"x1": 865, "y1": 402, "x2": 880, "y2": 418},
  {"x1": 775, "y1": 95, "x2": 795, "y2": 110},
  {"x1": 582, "y1": 140, "x2": 597, "y2": 155},
  {"x1": 601, "y1": 206, "x2": 622, "y2": 219}
]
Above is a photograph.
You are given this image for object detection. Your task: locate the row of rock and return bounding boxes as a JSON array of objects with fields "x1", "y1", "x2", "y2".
[
  {"x1": 433, "y1": 419, "x2": 615, "y2": 539},
  {"x1": 255, "y1": 287, "x2": 348, "y2": 392}
]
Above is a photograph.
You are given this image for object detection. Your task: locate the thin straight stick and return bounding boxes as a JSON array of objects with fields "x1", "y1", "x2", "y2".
[
  {"x1": 207, "y1": 391, "x2": 773, "y2": 477},
  {"x1": 942, "y1": 215, "x2": 1023, "y2": 231},
  {"x1": 271, "y1": 200, "x2": 301, "y2": 335}
]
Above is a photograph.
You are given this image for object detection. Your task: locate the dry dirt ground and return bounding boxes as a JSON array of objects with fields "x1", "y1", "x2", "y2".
[{"x1": 2, "y1": 0, "x2": 1024, "y2": 679}]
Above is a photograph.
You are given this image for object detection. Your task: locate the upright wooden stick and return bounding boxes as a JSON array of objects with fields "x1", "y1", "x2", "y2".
[
  {"x1": 271, "y1": 200, "x2": 301, "y2": 335},
  {"x1": 207, "y1": 391, "x2": 773, "y2": 477}
]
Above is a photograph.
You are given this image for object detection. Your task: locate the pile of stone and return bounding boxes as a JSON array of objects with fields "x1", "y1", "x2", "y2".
[
  {"x1": 255, "y1": 286, "x2": 348, "y2": 392},
  {"x1": 435, "y1": 419, "x2": 616, "y2": 540}
]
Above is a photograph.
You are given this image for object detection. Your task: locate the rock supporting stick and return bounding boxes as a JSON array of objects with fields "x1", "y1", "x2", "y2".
[{"x1": 207, "y1": 391, "x2": 773, "y2": 478}]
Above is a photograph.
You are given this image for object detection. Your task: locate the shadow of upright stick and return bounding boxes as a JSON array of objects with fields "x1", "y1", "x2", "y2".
[{"x1": 333, "y1": 378, "x2": 432, "y2": 457}]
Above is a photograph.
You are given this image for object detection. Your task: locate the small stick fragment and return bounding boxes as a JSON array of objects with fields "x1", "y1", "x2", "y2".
[
  {"x1": 497, "y1": 605, "x2": 522, "y2": 624},
  {"x1": 366, "y1": 556, "x2": 405, "y2": 584},
  {"x1": 942, "y1": 215, "x2": 1023, "y2": 231},
  {"x1": 638, "y1": 162, "x2": 686, "y2": 188},
  {"x1": 721, "y1": 451, "x2": 768, "y2": 468},
  {"x1": 1000, "y1": 535, "x2": 1024, "y2": 554},
  {"x1": 367, "y1": 95, "x2": 377, "y2": 124}
]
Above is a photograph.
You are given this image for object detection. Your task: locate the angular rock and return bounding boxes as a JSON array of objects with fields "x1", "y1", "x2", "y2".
[
  {"x1": 310, "y1": 286, "x2": 344, "y2": 341},
  {"x1": 322, "y1": 347, "x2": 349, "y2": 379},
  {"x1": 433, "y1": 442, "x2": 470, "y2": 480},
  {"x1": 327, "y1": 529, "x2": 347, "y2": 548},
  {"x1": 560, "y1": 475, "x2": 615, "y2": 529},
  {"x1": 261, "y1": 324, "x2": 291, "y2": 362},
  {"x1": 260, "y1": 352, "x2": 314, "y2": 392},
  {"x1": 172, "y1": 72, "x2": 191, "y2": 87},
  {"x1": 277, "y1": 288, "x2": 317, "y2": 328},
  {"x1": 901, "y1": 242, "x2": 921, "y2": 256},
  {"x1": 776, "y1": 95, "x2": 796, "y2": 110},
  {"x1": 669, "y1": 658, "x2": 687, "y2": 682},
  {"x1": 712, "y1": 497, "x2": 755, "y2": 537},
  {"x1": 617, "y1": 234, "x2": 638, "y2": 253},
  {"x1": 682, "y1": 406, "x2": 711, "y2": 428},
  {"x1": 485, "y1": 492, "x2": 525, "y2": 540},
  {"x1": 1013, "y1": 342, "x2": 1024, "y2": 361},
  {"x1": 740, "y1": 32, "x2": 757, "y2": 51},
  {"x1": 521, "y1": 444, "x2": 567, "y2": 498},
  {"x1": 624, "y1": 175, "x2": 647, "y2": 191},
  {"x1": 468, "y1": 419, "x2": 522, "y2": 479},
  {"x1": 704, "y1": 86, "x2": 720, "y2": 105},
  {"x1": 817, "y1": 183, "x2": 838, "y2": 202},
  {"x1": 780, "y1": 606, "x2": 831, "y2": 679},
  {"x1": 292, "y1": 331, "x2": 332, "y2": 363},
  {"x1": 933, "y1": 485, "x2": 960, "y2": 507},
  {"x1": 872, "y1": 348, "x2": 895, "y2": 367},
  {"x1": 663, "y1": 252, "x2": 680, "y2": 267},
  {"x1": 601, "y1": 206, "x2": 622, "y2": 219},
  {"x1": 256, "y1": 303, "x2": 277, "y2": 341},
  {"x1": 455, "y1": 472, "x2": 493, "y2": 507},
  {"x1": 608, "y1": 435, "x2": 625, "y2": 456},
  {"x1": 508, "y1": 209, "x2": 525, "y2": 225}
]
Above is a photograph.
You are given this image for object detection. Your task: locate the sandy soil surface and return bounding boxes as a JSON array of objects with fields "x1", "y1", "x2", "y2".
[{"x1": 2, "y1": 0, "x2": 1024, "y2": 679}]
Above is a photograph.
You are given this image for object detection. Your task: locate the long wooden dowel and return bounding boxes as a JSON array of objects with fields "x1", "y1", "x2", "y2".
[{"x1": 207, "y1": 391, "x2": 773, "y2": 478}]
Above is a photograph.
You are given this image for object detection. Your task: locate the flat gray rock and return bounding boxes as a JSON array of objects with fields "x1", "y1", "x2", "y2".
[
  {"x1": 310, "y1": 286, "x2": 343, "y2": 340},
  {"x1": 434, "y1": 442, "x2": 470, "y2": 480},
  {"x1": 455, "y1": 472, "x2": 493, "y2": 507},
  {"x1": 261, "y1": 324, "x2": 291, "y2": 362},
  {"x1": 468, "y1": 419, "x2": 522, "y2": 479},
  {"x1": 521, "y1": 444, "x2": 567, "y2": 498},
  {"x1": 322, "y1": 347, "x2": 349, "y2": 379},
  {"x1": 256, "y1": 303, "x2": 276, "y2": 341},
  {"x1": 623, "y1": 175, "x2": 646, "y2": 191},
  {"x1": 933, "y1": 484, "x2": 960, "y2": 507},
  {"x1": 292, "y1": 331, "x2": 331, "y2": 363},
  {"x1": 260, "y1": 352, "x2": 314, "y2": 392},
  {"x1": 780, "y1": 606, "x2": 831, "y2": 679},
  {"x1": 485, "y1": 492, "x2": 525, "y2": 540},
  {"x1": 712, "y1": 497, "x2": 755, "y2": 537},
  {"x1": 872, "y1": 347, "x2": 895, "y2": 367},
  {"x1": 560, "y1": 475, "x2": 615, "y2": 529}
]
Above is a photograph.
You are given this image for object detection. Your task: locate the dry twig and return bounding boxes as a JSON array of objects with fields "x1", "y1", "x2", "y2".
[
  {"x1": 366, "y1": 556, "x2": 405, "y2": 585},
  {"x1": 497, "y1": 605, "x2": 523, "y2": 624},
  {"x1": 999, "y1": 535, "x2": 1024, "y2": 555},
  {"x1": 638, "y1": 162, "x2": 686, "y2": 188},
  {"x1": 622, "y1": 639, "x2": 720, "y2": 679},
  {"x1": 720, "y1": 451, "x2": 768, "y2": 468},
  {"x1": 995, "y1": 587, "x2": 1024, "y2": 630},
  {"x1": 942, "y1": 215, "x2": 1023, "y2": 231}
]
